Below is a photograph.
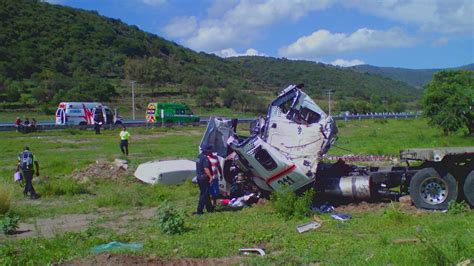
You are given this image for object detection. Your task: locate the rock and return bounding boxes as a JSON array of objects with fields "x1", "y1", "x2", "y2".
[{"x1": 399, "y1": 195, "x2": 412, "y2": 206}]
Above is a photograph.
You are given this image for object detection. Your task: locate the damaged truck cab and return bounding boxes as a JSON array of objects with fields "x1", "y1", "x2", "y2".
[{"x1": 201, "y1": 84, "x2": 474, "y2": 210}]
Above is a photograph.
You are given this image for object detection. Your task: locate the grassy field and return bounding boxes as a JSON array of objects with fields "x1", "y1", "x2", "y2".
[{"x1": 0, "y1": 119, "x2": 472, "y2": 265}]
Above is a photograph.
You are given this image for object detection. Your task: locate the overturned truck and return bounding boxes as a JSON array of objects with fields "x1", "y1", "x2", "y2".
[{"x1": 201, "y1": 84, "x2": 474, "y2": 210}]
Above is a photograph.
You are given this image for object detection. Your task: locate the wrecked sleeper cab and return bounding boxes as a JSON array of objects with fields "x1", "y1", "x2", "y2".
[{"x1": 230, "y1": 84, "x2": 337, "y2": 192}]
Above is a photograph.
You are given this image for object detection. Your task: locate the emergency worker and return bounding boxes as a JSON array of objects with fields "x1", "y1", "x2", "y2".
[
  {"x1": 119, "y1": 126, "x2": 130, "y2": 156},
  {"x1": 194, "y1": 145, "x2": 214, "y2": 215},
  {"x1": 17, "y1": 146, "x2": 40, "y2": 199}
]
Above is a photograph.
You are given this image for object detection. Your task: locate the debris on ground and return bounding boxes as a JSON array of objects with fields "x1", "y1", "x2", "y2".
[
  {"x1": 296, "y1": 221, "x2": 321, "y2": 233},
  {"x1": 330, "y1": 213, "x2": 352, "y2": 221},
  {"x1": 239, "y1": 248, "x2": 266, "y2": 256},
  {"x1": 114, "y1": 159, "x2": 128, "y2": 170},
  {"x1": 71, "y1": 160, "x2": 132, "y2": 183},
  {"x1": 134, "y1": 159, "x2": 196, "y2": 184},
  {"x1": 91, "y1": 241, "x2": 143, "y2": 253},
  {"x1": 398, "y1": 195, "x2": 412, "y2": 206}
]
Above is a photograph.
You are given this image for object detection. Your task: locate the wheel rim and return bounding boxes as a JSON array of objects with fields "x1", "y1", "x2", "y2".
[{"x1": 419, "y1": 176, "x2": 448, "y2": 205}]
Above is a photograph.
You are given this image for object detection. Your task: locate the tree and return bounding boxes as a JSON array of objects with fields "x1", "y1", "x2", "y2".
[{"x1": 422, "y1": 70, "x2": 474, "y2": 135}]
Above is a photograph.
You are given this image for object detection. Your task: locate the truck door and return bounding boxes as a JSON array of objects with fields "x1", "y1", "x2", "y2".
[
  {"x1": 105, "y1": 108, "x2": 114, "y2": 124},
  {"x1": 56, "y1": 108, "x2": 65, "y2": 125}
]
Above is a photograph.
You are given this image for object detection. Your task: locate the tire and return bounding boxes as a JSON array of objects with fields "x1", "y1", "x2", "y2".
[
  {"x1": 409, "y1": 167, "x2": 458, "y2": 210},
  {"x1": 78, "y1": 122, "x2": 87, "y2": 130},
  {"x1": 463, "y1": 171, "x2": 474, "y2": 207}
]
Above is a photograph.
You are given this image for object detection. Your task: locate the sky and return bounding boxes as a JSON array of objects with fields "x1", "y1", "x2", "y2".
[{"x1": 45, "y1": 0, "x2": 474, "y2": 69}]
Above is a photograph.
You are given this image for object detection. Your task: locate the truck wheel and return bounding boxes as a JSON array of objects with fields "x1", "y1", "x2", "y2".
[
  {"x1": 409, "y1": 168, "x2": 458, "y2": 210},
  {"x1": 463, "y1": 171, "x2": 474, "y2": 207}
]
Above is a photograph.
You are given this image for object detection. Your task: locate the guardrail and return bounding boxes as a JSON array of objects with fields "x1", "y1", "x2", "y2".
[{"x1": 0, "y1": 114, "x2": 419, "y2": 132}]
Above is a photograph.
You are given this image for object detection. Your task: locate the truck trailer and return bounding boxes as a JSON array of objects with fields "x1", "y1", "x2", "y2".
[{"x1": 200, "y1": 84, "x2": 474, "y2": 210}]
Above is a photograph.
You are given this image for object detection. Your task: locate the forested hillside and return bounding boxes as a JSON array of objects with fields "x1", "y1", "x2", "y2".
[
  {"x1": 350, "y1": 64, "x2": 474, "y2": 88},
  {"x1": 0, "y1": 0, "x2": 420, "y2": 114}
]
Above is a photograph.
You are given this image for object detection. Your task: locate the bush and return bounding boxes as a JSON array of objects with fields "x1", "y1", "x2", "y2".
[
  {"x1": 155, "y1": 201, "x2": 185, "y2": 235},
  {"x1": 447, "y1": 200, "x2": 468, "y2": 214},
  {"x1": 1, "y1": 212, "x2": 19, "y2": 234},
  {"x1": 271, "y1": 189, "x2": 315, "y2": 220},
  {"x1": 0, "y1": 184, "x2": 12, "y2": 215}
]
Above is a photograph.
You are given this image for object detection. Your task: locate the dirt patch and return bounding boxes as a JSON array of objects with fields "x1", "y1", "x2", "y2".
[
  {"x1": 1, "y1": 207, "x2": 158, "y2": 240},
  {"x1": 61, "y1": 253, "x2": 243, "y2": 266},
  {"x1": 71, "y1": 161, "x2": 133, "y2": 183}
]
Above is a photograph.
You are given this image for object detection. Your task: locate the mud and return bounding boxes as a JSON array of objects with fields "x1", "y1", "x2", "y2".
[{"x1": 61, "y1": 253, "x2": 243, "y2": 266}]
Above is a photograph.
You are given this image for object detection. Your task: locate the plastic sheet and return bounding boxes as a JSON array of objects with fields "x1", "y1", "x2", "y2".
[{"x1": 90, "y1": 241, "x2": 143, "y2": 253}]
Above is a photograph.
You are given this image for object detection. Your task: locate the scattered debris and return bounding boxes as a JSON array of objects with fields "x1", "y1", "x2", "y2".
[
  {"x1": 91, "y1": 241, "x2": 143, "y2": 253},
  {"x1": 296, "y1": 221, "x2": 321, "y2": 233},
  {"x1": 71, "y1": 160, "x2": 132, "y2": 183},
  {"x1": 311, "y1": 204, "x2": 335, "y2": 213},
  {"x1": 114, "y1": 159, "x2": 128, "y2": 170},
  {"x1": 330, "y1": 213, "x2": 352, "y2": 221},
  {"x1": 239, "y1": 248, "x2": 266, "y2": 256},
  {"x1": 134, "y1": 159, "x2": 196, "y2": 185},
  {"x1": 398, "y1": 195, "x2": 412, "y2": 206},
  {"x1": 457, "y1": 259, "x2": 472, "y2": 266}
]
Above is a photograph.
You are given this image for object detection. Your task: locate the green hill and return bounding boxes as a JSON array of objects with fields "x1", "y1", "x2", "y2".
[
  {"x1": 0, "y1": 0, "x2": 421, "y2": 114},
  {"x1": 349, "y1": 64, "x2": 474, "y2": 88}
]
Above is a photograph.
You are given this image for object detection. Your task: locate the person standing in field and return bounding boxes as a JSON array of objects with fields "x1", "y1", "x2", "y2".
[
  {"x1": 207, "y1": 151, "x2": 223, "y2": 207},
  {"x1": 17, "y1": 146, "x2": 40, "y2": 200},
  {"x1": 193, "y1": 145, "x2": 214, "y2": 215},
  {"x1": 119, "y1": 126, "x2": 130, "y2": 156}
]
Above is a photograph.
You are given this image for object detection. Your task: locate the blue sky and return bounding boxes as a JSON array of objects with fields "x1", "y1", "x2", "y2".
[{"x1": 46, "y1": 0, "x2": 473, "y2": 69}]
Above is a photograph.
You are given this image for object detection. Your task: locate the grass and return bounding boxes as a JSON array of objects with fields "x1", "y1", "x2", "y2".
[{"x1": 0, "y1": 119, "x2": 472, "y2": 264}]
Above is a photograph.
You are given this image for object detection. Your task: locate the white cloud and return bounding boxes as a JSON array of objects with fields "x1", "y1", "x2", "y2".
[
  {"x1": 343, "y1": 0, "x2": 474, "y2": 34},
  {"x1": 330, "y1": 59, "x2": 365, "y2": 67},
  {"x1": 163, "y1": 0, "x2": 472, "y2": 54},
  {"x1": 279, "y1": 27, "x2": 417, "y2": 59},
  {"x1": 142, "y1": 0, "x2": 166, "y2": 7},
  {"x1": 214, "y1": 48, "x2": 266, "y2": 58},
  {"x1": 164, "y1": 0, "x2": 335, "y2": 52},
  {"x1": 163, "y1": 17, "x2": 197, "y2": 39}
]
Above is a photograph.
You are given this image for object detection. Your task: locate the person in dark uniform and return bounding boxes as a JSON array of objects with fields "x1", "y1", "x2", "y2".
[
  {"x1": 194, "y1": 145, "x2": 215, "y2": 215},
  {"x1": 17, "y1": 146, "x2": 40, "y2": 200},
  {"x1": 93, "y1": 109, "x2": 104, "y2": 135}
]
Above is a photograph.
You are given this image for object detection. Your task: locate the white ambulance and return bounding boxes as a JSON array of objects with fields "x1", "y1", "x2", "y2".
[{"x1": 55, "y1": 102, "x2": 122, "y2": 125}]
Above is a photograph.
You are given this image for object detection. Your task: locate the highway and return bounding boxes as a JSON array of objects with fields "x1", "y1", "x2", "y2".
[{"x1": 0, "y1": 113, "x2": 419, "y2": 132}]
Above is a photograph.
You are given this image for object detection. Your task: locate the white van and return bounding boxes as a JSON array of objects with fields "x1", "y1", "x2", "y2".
[{"x1": 55, "y1": 102, "x2": 122, "y2": 126}]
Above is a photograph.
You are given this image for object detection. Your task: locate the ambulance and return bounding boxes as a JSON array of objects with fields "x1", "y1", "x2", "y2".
[
  {"x1": 55, "y1": 102, "x2": 122, "y2": 125},
  {"x1": 145, "y1": 102, "x2": 200, "y2": 124}
]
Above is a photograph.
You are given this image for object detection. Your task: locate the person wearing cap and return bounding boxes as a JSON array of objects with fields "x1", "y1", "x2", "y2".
[
  {"x1": 17, "y1": 146, "x2": 40, "y2": 200},
  {"x1": 194, "y1": 144, "x2": 215, "y2": 215},
  {"x1": 119, "y1": 126, "x2": 130, "y2": 156}
]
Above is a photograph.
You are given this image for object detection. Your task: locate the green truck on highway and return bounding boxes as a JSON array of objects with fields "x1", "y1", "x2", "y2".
[{"x1": 145, "y1": 102, "x2": 200, "y2": 124}]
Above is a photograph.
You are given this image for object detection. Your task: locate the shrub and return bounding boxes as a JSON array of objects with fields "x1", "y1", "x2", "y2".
[
  {"x1": 1, "y1": 213, "x2": 19, "y2": 234},
  {"x1": 271, "y1": 189, "x2": 315, "y2": 220},
  {"x1": 155, "y1": 201, "x2": 185, "y2": 235},
  {"x1": 447, "y1": 200, "x2": 468, "y2": 214},
  {"x1": 0, "y1": 184, "x2": 12, "y2": 215}
]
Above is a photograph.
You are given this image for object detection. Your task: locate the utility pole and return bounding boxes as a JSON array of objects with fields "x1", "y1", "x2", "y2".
[
  {"x1": 130, "y1": 80, "x2": 136, "y2": 120},
  {"x1": 326, "y1": 89, "x2": 333, "y2": 116}
]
